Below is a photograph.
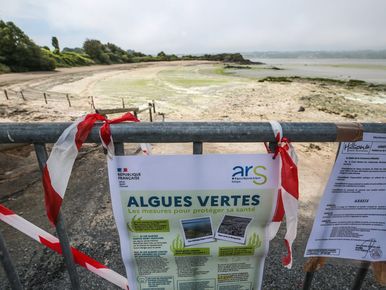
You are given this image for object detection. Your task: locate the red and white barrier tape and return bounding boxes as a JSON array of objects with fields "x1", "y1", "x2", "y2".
[
  {"x1": 43, "y1": 112, "x2": 150, "y2": 225},
  {"x1": 0, "y1": 204, "x2": 129, "y2": 289},
  {"x1": 266, "y1": 121, "x2": 299, "y2": 269}
]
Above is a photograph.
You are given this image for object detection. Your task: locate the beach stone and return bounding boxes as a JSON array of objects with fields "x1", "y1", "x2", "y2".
[{"x1": 298, "y1": 106, "x2": 305, "y2": 112}]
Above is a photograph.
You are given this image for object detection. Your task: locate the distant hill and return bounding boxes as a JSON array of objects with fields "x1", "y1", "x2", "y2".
[{"x1": 243, "y1": 50, "x2": 386, "y2": 59}]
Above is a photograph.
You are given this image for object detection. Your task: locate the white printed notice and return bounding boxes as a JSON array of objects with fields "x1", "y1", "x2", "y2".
[
  {"x1": 305, "y1": 133, "x2": 386, "y2": 262},
  {"x1": 108, "y1": 154, "x2": 280, "y2": 290}
]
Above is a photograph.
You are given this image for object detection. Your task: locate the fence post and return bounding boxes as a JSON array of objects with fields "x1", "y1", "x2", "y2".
[
  {"x1": 20, "y1": 91, "x2": 26, "y2": 101},
  {"x1": 122, "y1": 98, "x2": 125, "y2": 109},
  {"x1": 66, "y1": 94, "x2": 72, "y2": 107},
  {"x1": 90, "y1": 96, "x2": 95, "y2": 109},
  {"x1": 193, "y1": 142, "x2": 203, "y2": 155},
  {"x1": 114, "y1": 142, "x2": 125, "y2": 155},
  {"x1": 148, "y1": 103, "x2": 153, "y2": 122},
  {"x1": 134, "y1": 109, "x2": 138, "y2": 119},
  {"x1": 4, "y1": 89, "x2": 9, "y2": 100},
  {"x1": 351, "y1": 261, "x2": 370, "y2": 290},
  {"x1": 0, "y1": 230, "x2": 23, "y2": 290},
  {"x1": 33, "y1": 143, "x2": 81, "y2": 290},
  {"x1": 158, "y1": 113, "x2": 165, "y2": 122},
  {"x1": 152, "y1": 100, "x2": 156, "y2": 113},
  {"x1": 43, "y1": 93, "x2": 48, "y2": 104}
]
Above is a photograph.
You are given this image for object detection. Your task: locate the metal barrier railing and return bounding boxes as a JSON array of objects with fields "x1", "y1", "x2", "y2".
[{"x1": 1, "y1": 121, "x2": 385, "y2": 289}]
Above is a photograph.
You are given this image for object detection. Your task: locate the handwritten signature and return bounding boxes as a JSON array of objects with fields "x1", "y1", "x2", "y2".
[{"x1": 356, "y1": 239, "x2": 382, "y2": 259}]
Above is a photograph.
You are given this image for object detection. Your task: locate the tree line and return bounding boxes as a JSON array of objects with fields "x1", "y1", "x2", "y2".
[{"x1": 0, "y1": 20, "x2": 253, "y2": 73}]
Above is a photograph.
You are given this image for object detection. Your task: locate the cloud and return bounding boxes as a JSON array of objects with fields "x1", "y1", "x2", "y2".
[{"x1": 1, "y1": 0, "x2": 386, "y2": 53}]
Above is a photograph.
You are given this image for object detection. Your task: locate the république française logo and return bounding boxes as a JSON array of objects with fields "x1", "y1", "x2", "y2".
[
  {"x1": 232, "y1": 165, "x2": 268, "y2": 185},
  {"x1": 117, "y1": 168, "x2": 141, "y2": 181}
]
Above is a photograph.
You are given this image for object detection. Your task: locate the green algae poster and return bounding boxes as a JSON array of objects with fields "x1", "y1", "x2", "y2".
[{"x1": 108, "y1": 154, "x2": 279, "y2": 290}]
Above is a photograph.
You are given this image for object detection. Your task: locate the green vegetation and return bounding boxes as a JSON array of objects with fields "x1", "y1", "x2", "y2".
[
  {"x1": 0, "y1": 19, "x2": 256, "y2": 73},
  {"x1": 41, "y1": 48, "x2": 94, "y2": 67},
  {"x1": 0, "y1": 63, "x2": 10, "y2": 73},
  {"x1": 224, "y1": 64, "x2": 252, "y2": 69},
  {"x1": 0, "y1": 20, "x2": 56, "y2": 72},
  {"x1": 182, "y1": 53, "x2": 260, "y2": 64},
  {"x1": 83, "y1": 39, "x2": 129, "y2": 64},
  {"x1": 258, "y1": 76, "x2": 293, "y2": 82},
  {"x1": 259, "y1": 76, "x2": 372, "y2": 87},
  {"x1": 51, "y1": 36, "x2": 60, "y2": 54}
]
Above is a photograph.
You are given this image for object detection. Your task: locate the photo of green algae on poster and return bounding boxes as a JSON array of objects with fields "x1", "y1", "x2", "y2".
[{"x1": 180, "y1": 217, "x2": 215, "y2": 246}]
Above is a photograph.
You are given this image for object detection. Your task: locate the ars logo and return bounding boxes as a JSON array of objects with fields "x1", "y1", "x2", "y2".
[{"x1": 232, "y1": 165, "x2": 268, "y2": 185}]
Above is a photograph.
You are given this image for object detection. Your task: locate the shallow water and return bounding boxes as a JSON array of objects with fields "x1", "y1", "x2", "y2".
[{"x1": 244, "y1": 58, "x2": 386, "y2": 84}]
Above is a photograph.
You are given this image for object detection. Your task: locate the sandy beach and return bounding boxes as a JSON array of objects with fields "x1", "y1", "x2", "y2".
[{"x1": 1, "y1": 61, "x2": 385, "y2": 289}]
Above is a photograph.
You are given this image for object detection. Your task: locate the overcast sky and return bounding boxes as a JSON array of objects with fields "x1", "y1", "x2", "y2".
[{"x1": 1, "y1": 0, "x2": 386, "y2": 54}]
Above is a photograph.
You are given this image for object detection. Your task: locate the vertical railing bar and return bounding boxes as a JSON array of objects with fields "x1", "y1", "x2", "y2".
[
  {"x1": 33, "y1": 143, "x2": 81, "y2": 289},
  {"x1": 193, "y1": 142, "x2": 203, "y2": 155},
  {"x1": 302, "y1": 272, "x2": 314, "y2": 290},
  {"x1": 268, "y1": 142, "x2": 278, "y2": 154},
  {"x1": 0, "y1": 230, "x2": 23, "y2": 290},
  {"x1": 114, "y1": 142, "x2": 125, "y2": 155},
  {"x1": 351, "y1": 261, "x2": 371, "y2": 290}
]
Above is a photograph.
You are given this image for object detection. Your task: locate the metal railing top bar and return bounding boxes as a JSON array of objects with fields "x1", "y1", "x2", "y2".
[{"x1": 0, "y1": 122, "x2": 385, "y2": 144}]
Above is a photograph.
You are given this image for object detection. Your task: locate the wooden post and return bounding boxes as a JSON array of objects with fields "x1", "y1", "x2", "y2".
[
  {"x1": 43, "y1": 92, "x2": 48, "y2": 104},
  {"x1": 4, "y1": 89, "x2": 9, "y2": 100},
  {"x1": 152, "y1": 100, "x2": 156, "y2": 113},
  {"x1": 20, "y1": 90, "x2": 26, "y2": 101},
  {"x1": 148, "y1": 103, "x2": 153, "y2": 122},
  {"x1": 66, "y1": 94, "x2": 71, "y2": 107},
  {"x1": 134, "y1": 109, "x2": 138, "y2": 119},
  {"x1": 122, "y1": 98, "x2": 125, "y2": 108},
  {"x1": 158, "y1": 112, "x2": 165, "y2": 122},
  {"x1": 90, "y1": 96, "x2": 95, "y2": 109}
]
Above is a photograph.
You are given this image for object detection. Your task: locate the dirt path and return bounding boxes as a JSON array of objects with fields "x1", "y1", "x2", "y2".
[{"x1": 0, "y1": 63, "x2": 155, "y2": 87}]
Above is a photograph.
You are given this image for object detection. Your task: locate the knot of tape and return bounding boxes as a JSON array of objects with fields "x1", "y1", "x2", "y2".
[
  {"x1": 266, "y1": 121, "x2": 299, "y2": 269},
  {"x1": 43, "y1": 112, "x2": 151, "y2": 225}
]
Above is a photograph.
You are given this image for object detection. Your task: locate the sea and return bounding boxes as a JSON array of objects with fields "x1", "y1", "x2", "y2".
[{"x1": 245, "y1": 58, "x2": 386, "y2": 85}]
